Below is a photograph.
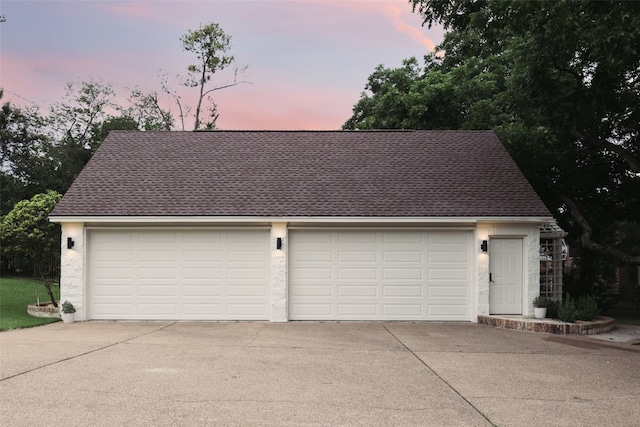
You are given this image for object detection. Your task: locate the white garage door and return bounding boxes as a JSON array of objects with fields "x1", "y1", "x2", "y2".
[
  {"x1": 88, "y1": 229, "x2": 270, "y2": 320},
  {"x1": 289, "y1": 230, "x2": 472, "y2": 321}
]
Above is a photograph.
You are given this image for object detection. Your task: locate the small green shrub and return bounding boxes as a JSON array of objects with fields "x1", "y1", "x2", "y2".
[
  {"x1": 61, "y1": 300, "x2": 76, "y2": 314},
  {"x1": 532, "y1": 295, "x2": 552, "y2": 308},
  {"x1": 557, "y1": 294, "x2": 600, "y2": 322},
  {"x1": 546, "y1": 300, "x2": 560, "y2": 319},
  {"x1": 558, "y1": 294, "x2": 578, "y2": 323},
  {"x1": 576, "y1": 295, "x2": 599, "y2": 321}
]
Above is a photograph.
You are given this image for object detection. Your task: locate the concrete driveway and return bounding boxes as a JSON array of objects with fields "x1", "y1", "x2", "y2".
[{"x1": 1, "y1": 322, "x2": 639, "y2": 426}]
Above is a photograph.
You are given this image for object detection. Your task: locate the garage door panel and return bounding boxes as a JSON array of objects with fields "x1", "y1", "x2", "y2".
[
  {"x1": 338, "y1": 251, "x2": 377, "y2": 262},
  {"x1": 428, "y1": 285, "x2": 468, "y2": 298},
  {"x1": 383, "y1": 251, "x2": 422, "y2": 262},
  {"x1": 227, "y1": 231, "x2": 268, "y2": 244},
  {"x1": 182, "y1": 268, "x2": 220, "y2": 279},
  {"x1": 291, "y1": 304, "x2": 331, "y2": 316},
  {"x1": 292, "y1": 250, "x2": 332, "y2": 262},
  {"x1": 92, "y1": 303, "x2": 133, "y2": 316},
  {"x1": 383, "y1": 304, "x2": 422, "y2": 316},
  {"x1": 227, "y1": 285, "x2": 267, "y2": 297},
  {"x1": 383, "y1": 285, "x2": 422, "y2": 297},
  {"x1": 338, "y1": 304, "x2": 377, "y2": 316},
  {"x1": 228, "y1": 267, "x2": 268, "y2": 279},
  {"x1": 183, "y1": 285, "x2": 221, "y2": 296},
  {"x1": 138, "y1": 284, "x2": 177, "y2": 297},
  {"x1": 182, "y1": 303, "x2": 222, "y2": 316},
  {"x1": 382, "y1": 233, "x2": 422, "y2": 244},
  {"x1": 428, "y1": 268, "x2": 468, "y2": 280},
  {"x1": 290, "y1": 230, "x2": 472, "y2": 321},
  {"x1": 228, "y1": 251, "x2": 267, "y2": 262},
  {"x1": 428, "y1": 251, "x2": 468, "y2": 263},
  {"x1": 89, "y1": 229, "x2": 270, "y2": 320},
  {"x1": 92, "y1": 267, "x2": 133, "y2": 279},
  {"x1": 138, "y1": 303, "x2": 177, "y2": 316},
  {"x1": 183, "y1": 232, "x2": 222, "y2": 244},
  {"x1": 292, "y1": 285, "x2": 332, "y2": 297},
  {"x1": 429, "y1": 232, "x2": 468, "y2": 244},
  {"x1": 292, "y1": 268, "x2": 333, "y2": 280},
  {"x1": 93, "y1": 285, "x2": 133, "y2": 297},
  {"x1": 138, "y1": 250, "x2": 176, "y2": 262},
  {"x1": 338, "y1": 268, "x2": 377, "y2": 279},
  {"x1": 92, "y1": 231, "x2": 131, "y2": 245},
  {"x1": 138, "y1": 268, "x2": 178, "y2": 279},
  {"x1": 227, "y1": 303, "x2": 267, "y2": 317},
  {"x1": 338, "y1": 233, "x2": 376, "y2": 244},
  {"x1": 383, "y1": 268, "x2": 423, "y2": 280},
  {"x1": 93, "y1": 251, "x2": 132, "y2": 262},
  {"x1": 338, "y1": 285, "x2": 377, "y2": 297},
  {"x1": 183, "y1": 250, "x2": 221, "y2": 262},
  {"x1": 137, "y1": 233, "x2": 177, "y2": 245},
  {"x1": 429, "y1": 305, "x2": 467, "y2": 317}
]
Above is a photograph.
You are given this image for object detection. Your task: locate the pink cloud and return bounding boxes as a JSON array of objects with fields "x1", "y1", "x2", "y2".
[{"x1": 382, "y1": 3, "x2": 437, "y2": 52}]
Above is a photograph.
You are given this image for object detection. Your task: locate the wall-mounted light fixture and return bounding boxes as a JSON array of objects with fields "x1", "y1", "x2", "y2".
[
  {"x1": 67, "y1": 237, "x2": 75, "y2": 250},
  {"x1": 276, "y1": 237, "x2": 283, "y2": 250},
  {"x1": 480, "y1": 240, "x2": 488, "y2": 253}
]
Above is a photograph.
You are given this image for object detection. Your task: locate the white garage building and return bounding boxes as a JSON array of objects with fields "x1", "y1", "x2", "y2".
[{"x1": 50, "y1": 130, "x2": 553, "y2": 322}]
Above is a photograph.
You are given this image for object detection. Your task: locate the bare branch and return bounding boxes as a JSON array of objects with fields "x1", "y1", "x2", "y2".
[{"x1": 558, "y1": 193, "x2": 640, "y2": 264}]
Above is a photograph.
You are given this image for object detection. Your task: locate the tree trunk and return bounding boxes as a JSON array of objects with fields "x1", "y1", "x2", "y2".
[
  {"x1": 558, "y1": 193, "x2": 640, "y2": 265},
  {"x1": 37, "y1": 267, "x2": 58, "y2": 307}
]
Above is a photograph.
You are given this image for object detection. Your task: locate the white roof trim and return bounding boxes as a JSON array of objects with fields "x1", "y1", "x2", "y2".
[{"x1": 50, "y1": 215, "x2": 554, "y2": 224}]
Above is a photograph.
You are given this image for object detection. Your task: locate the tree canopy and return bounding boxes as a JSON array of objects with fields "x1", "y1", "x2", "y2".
[
  {"x1": 0, "y1": 191, "x2": 62, "y2": 305},
  {"x1": 345, "y1": 0, "x2": 640, "y2": 285}
]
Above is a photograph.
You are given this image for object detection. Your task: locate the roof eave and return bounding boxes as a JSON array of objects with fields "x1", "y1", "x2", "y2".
[{"x1": 50, "y1": 215, "x2": 554, "y2": 225}]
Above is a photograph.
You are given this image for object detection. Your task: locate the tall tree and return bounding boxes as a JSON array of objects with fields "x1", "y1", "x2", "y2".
[
  {"x1": 1, "y1": 191, "x2": 62, "y2": 306},
  {"x1": 180, "y1": 22, "x2": 245, "y2": 130},
  {"x1": 345, "y1": 1, "x2": 640, "y2": 281},
  {"x1": 0, "y1": 89, "x2": 51, "y2": 214}
]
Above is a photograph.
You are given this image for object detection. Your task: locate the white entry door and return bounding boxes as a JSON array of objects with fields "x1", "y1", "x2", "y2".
[{"x1": 489, "y1": 238, "x2": 523, "y2": 314}]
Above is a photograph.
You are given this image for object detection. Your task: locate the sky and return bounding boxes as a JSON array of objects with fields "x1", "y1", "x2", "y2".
[{"x1": 0, "y1": 0, "x2": 444, "y2": 130}]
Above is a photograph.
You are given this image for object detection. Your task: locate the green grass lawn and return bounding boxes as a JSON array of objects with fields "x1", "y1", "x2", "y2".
[
  {"x1": 0, "y1": 277, "x2": 61, "y2": 331},
  {"x1": 615, "y1": 318, "x2": 640, "y2": 327}
]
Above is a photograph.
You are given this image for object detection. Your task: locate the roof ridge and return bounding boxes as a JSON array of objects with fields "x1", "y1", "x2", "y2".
[{"x1": 108, "y1": 129, "x2": 496, "y2": 133}]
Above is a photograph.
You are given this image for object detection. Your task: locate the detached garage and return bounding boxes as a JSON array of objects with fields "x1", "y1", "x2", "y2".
[{"x1": 50, "y1": 130, "x2": 553, "y2": 322}]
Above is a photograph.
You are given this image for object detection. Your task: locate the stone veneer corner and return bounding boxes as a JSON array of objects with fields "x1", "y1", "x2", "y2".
[
  {"x1": 60, "y1": 222, "x2": 85, "y2": 320},
  {"x1": 270, "y1": 222, "x2": 288, "y2": 322}
]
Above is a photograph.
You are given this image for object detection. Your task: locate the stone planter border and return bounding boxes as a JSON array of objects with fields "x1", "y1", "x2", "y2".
[{"x1": 27, "y1": 303, "x2": 61, "y2": 318}]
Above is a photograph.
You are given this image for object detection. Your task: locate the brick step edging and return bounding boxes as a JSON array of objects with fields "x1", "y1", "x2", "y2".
[{"x1": 477, "y1": 315, "x2": 615, "y2": 335}]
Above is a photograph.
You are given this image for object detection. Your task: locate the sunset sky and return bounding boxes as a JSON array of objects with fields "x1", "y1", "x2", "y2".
[{"x1": 1, "y1": 0, "x2": 444, "y2": 130}]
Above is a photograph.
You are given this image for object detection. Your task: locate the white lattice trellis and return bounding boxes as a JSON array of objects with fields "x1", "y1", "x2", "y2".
[{"x1": 540, "y1": 222, "x2": 566, "y2": 301}]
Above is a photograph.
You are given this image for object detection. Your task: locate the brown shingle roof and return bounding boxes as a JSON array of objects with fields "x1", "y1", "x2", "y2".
[{"x1": 50, "y1": 130, "x2": 551, "y2": 217}]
